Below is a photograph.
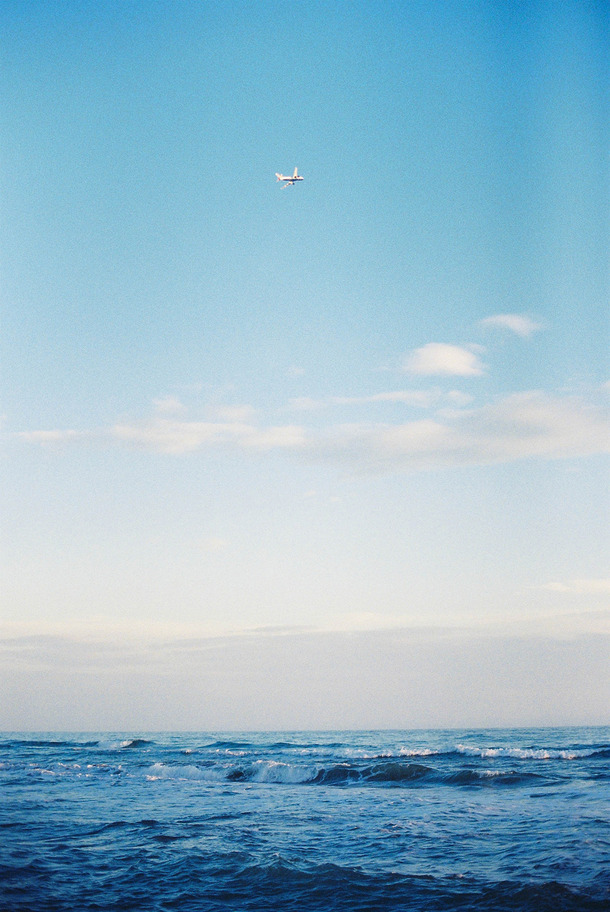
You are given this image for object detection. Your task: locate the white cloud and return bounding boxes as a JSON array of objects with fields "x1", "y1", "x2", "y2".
[
  {"x1": 111, "y1": 419, "x2": 248, "y2": 454},
  {"x1": 110, "y1": 419, "x2": 305, "y2": 454},
  {"x1": 540, "y1": 579, "x2": 610, "y2": 595},
  {"x1": 306, "y1": 391, "x2": 609, "y2": 472},
  {"x1": 480, "y1": 314, "x2": 544, "y2": 337},
  {"x1": 16, "y1": 390, "x2": 609, "y2": 471},
  {"x1": 403, "y1": 343, "x2": 485, "y2": 376}
]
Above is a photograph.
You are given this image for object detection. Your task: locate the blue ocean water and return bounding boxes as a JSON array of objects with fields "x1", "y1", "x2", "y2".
[{"x1": 1, "y1": 728, "x2": 608, "y2": 911}]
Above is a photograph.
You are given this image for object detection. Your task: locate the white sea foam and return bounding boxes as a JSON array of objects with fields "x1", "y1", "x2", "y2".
[
  {"x1": 98, "y1": 740, "x2": 129, "y2": 751},
  {"x1": 398, "y1": 748, "x2": 438, "y2": 758},
  {"x1": 98, "y1": 738, "x2": 152, "y2": 751},
  {"x1": 145, "y1": 759, "x2": 317, "y2": 785},
  {"x1": 340, "y1": 748, "x2": 438, "y2": 761},
  {"x1": 146, "y1": 763, "x2": 226, "y2": 782},
  {"x1": 456, "y1": 745, "x2": 592, "y2": 761},
  {"x1": 249, "y1": 760, "x2": 317, "y2": 784}
]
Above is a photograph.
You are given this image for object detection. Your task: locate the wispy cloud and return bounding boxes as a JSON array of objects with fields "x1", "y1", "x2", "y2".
[
  {"x1": 403, "y1": 343, "x2": 485, "y2": 376},
  {"x1": 111, "y1": 419, "x2": 305, "y2": 455},
  {"x1": 17, "y1": 429, "x2": 87, "y2": 444},
  {"x1": 540, "y1": 579, "x2": 610, "y2": 595},
  {"x1": 332, "y1": 390, "x2": 439, "y2": 407},
  {"x1": 480, "y1": 314, "x2": 544, "y2": 337},
  {"x1": 304, "y1": 391, "x2": 608, "y2": 472},
  {"x1": 289, "y1": 390, "x2": 440, "y2": 411},
  {"x1": 15, "y1": 390, "x2": 609, "y2": 471}
]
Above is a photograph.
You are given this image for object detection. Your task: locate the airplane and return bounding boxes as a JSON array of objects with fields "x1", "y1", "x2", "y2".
[{"x1": 275, "y1": 167, "x2": 304, "y2": 188}]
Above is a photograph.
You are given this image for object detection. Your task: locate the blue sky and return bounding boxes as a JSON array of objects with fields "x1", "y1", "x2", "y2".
[{"x1": 1, "y1": 0, "x2": 608, "y2": 729}]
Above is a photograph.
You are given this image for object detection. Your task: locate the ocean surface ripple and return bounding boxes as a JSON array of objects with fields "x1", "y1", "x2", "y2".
[{"x1": 1, "y1": 728, "x2": 608, "y2": 911}]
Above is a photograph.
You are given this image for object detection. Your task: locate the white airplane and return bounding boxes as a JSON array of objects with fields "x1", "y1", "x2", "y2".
[{"x1": 275, "y1": 167, "x2": 304, "y2": 188}]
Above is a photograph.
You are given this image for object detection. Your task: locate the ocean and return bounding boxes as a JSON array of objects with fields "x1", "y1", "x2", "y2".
[{"x1": 1, "y1": 728, "x2": 608, "y2": 911}]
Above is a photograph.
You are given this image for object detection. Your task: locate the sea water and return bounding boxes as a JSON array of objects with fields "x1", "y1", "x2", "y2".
[{"x1": 1, "y1": 728, "x2": 608, "y2": 910}]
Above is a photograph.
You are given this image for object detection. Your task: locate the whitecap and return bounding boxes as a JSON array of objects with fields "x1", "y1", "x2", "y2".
[
  {"x1": 146, "y1": 762, "x2": 226, "y2": 782},
  {"x1": 249, "y1": 760, "x2": 317, "y2": 784},
  {"x1": 456, "y1": 745, "x2": 592, "y2": 761}
]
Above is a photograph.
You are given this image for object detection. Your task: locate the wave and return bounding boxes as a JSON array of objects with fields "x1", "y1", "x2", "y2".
[
  {"x1": 2, "y1": 737, "x2": 157, "y2": 752},
  {"x1": 143, "y1": 758, "x2": 552, "y2": 789},
  {"x1": 139, "y1": 855, "x2": 610, "y2": 912},
  {"x1": 204, "y1": 739, "x2": 254, "y2": 749},
  {"x1": 96, "y1": 738, "x2": 155, "y2": 751},
  {"x1": 324, "y1": 743, "x2": 610, "y2": 763},
  {"x1": 313, "y1": 762, "x2": 551, "y2": 788},
  {"x1": 446, "y1": 768, "x2": 545, "y2": 787},
  {"x1": 201, "y1": 739, "x2": 351, "y2": 753},
  {"x1": 3, "y1": 739, "x2": 101, "y2": 749},
  {"x1": 239, "y1": 867, "x2": 608, "y2": 911},
  {"x1": 455, "y1": 744, "x2": 608, "y2": 761},
  {"x1": 120, "y1": 738, "x2": 154, "y2": 749},
  {"x1": 590, "y1": 747, "x2": 610, "y2": 759},
  {"x1": 4, "y1": 735, "x2": 606, "y2": 759},
  {"x1": 313, "y1": 761, "x2": 435, "y2": 785},
  {"x1": 3, "y1": 847, "x2": 607, "y2": 912},
  {"x1": 147, "y1": 763, "x2": 220, "y2": 782}
]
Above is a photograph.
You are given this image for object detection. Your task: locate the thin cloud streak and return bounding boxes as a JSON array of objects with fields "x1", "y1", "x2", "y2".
[
  {"x1": 540, "y1": 579, "x2": 610, "y2": 595},
  {"x1": 480, "y1": 314, "x2": 545, "y2": 337},
  {"x1": 2, "y1": 625, "x2": 607, "y2": 672},
  {"x1": 111, "y1": 420, "x2": 306, "y2": 454},
  {"x1": 289, "y1": 390, "x2": 440, "y2": 411}
]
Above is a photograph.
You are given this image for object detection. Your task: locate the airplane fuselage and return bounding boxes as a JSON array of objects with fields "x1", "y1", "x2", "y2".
[{"x1": 276, "y1": 169, "x2": 303, "y2": 185}]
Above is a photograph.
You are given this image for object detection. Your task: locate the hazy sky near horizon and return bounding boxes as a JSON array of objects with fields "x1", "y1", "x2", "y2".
[{"x1": 1, "y1": 0, "x2": 608, "y2": 729}]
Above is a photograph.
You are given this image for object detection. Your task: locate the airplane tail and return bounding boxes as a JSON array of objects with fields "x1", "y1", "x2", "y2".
[{"x1": 275, "y1": 173, "x2": 282, "y2": 181}]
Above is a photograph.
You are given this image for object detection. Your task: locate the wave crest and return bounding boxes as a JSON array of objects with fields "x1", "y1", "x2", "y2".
[{"x1": 456, "y1": 744, "x2": 604, "y2": 761}]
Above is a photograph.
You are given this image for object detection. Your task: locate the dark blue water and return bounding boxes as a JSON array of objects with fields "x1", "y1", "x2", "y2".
[{"x1": 1, "y1": 729, "x2": 609, "y2": 911}]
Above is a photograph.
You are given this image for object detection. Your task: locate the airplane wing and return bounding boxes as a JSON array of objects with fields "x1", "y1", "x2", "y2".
[{"x1": 293, "y1": 167, "x2": 298, "y2": 178}]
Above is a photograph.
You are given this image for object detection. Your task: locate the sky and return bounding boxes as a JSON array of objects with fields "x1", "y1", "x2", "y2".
[{"x1": 1, "y1": 0, "x2": 608, "y2": 730}]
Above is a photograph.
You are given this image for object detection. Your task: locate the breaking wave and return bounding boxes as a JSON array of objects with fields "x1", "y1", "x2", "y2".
[
  {"x1": 455, "y1": 745, "x2": 608, "y2": 761},
  {"x1": 143, "y1": 758, "x2": 553, "y2": 789}
]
